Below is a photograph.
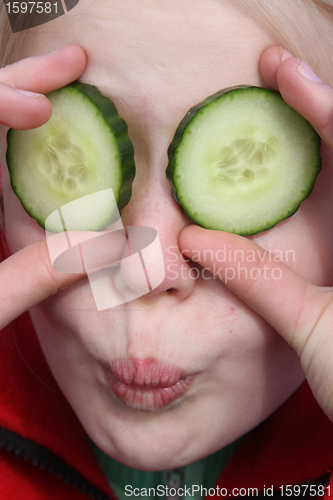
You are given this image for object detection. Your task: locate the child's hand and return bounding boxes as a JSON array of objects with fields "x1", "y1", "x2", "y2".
[
  {"x1": 0, "y1": 45, "x2": 87, "y2": 329},
  {"x1": 179, "y1": 45, "x2": 333, "y2": 421},
  {"x1": 0, "y1": 45, "x2": 86, "y2": 129}
]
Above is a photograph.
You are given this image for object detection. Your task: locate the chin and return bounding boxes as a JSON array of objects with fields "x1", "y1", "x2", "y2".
[
  {"x1": 78, "y1": 397, "x2": 215, "y2": 471},
  {"x1": 91, "y1": 429, "x2": 202, "y2": 471}
]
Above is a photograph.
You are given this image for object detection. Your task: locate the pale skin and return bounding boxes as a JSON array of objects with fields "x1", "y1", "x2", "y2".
[{"x1": 1, "y1": 0, "x2": 333, "y2": 470}]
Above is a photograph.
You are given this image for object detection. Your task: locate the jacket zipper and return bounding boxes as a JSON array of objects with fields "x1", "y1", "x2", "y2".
[{"x1": 0, "y1": 425, "x2": 111, "y2": 500}]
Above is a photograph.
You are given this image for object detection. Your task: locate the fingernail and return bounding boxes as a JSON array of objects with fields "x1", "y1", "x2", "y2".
[
  {"x1": 279, "y1": 48, "x2": 293, "y2": 61},
  {"x1": 16, "y1": 89, "x2": 43, "y2": 98},
  {"x1": 296, "y1": 60, "x2": 322, "y2": 82},
  {"x1": 49, "y1": 46, "x2": 66, "y2": 55}
]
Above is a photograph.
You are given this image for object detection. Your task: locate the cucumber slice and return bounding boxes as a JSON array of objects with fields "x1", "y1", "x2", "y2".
[
  {"x1": 6, "y1": 82, "x2": 135, "y2": 232},
  {"x1": 167, "y1": 86, "x2": 321, "y2": 235}
]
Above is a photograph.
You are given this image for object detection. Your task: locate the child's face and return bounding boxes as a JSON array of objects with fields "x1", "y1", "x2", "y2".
[{"x1": 3, "y1": 0, "x2": 333, "y2": 470}]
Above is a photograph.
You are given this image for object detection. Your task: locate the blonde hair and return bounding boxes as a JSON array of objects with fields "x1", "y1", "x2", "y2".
[{"x1": 235, "y1": 0, "x2": 333, "y2": 85}]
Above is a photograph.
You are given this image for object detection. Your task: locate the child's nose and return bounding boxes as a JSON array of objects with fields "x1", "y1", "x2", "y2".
[{"x1": 118, "y1": 173, "x2": 196, "y2": 301}]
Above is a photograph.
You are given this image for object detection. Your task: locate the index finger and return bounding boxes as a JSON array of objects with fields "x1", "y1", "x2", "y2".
[
  {"x1": 0, "y1": 230, "x2": 126, "y2": 330},
  {"x1": 179, "y1": 225, "x2": 330, "y2": 355},
  {"x1": 0, "y1": 238, "x2": 84, "y2": 330}
]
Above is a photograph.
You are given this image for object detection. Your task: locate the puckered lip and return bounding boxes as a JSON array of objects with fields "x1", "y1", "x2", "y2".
[{"x1": 102, "y1": 357, "x2": 195, "y2": 412}]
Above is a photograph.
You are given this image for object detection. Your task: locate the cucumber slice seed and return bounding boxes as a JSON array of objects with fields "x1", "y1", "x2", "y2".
[
  {"x1": 41, "y1": 136, "x2": 89, "y2": 192},
  {"x1": 167, "y1": 86, "x2": 321, "y2": 236},
  {"x1": 215, "y1": 137, "x2": 275, "y2": 189},
  {"x1": 6, "y1": 82, "x2": 135, "y2": 232}
]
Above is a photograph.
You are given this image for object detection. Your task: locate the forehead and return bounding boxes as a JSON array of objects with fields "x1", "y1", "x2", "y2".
[{"x1": 24, "y1": 0, "x2": 276, "y2": 129}]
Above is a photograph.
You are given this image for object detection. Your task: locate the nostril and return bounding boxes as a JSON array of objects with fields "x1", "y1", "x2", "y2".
[{"x1": 166, "y1": 288, "x2": 178, "y2": 295}]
